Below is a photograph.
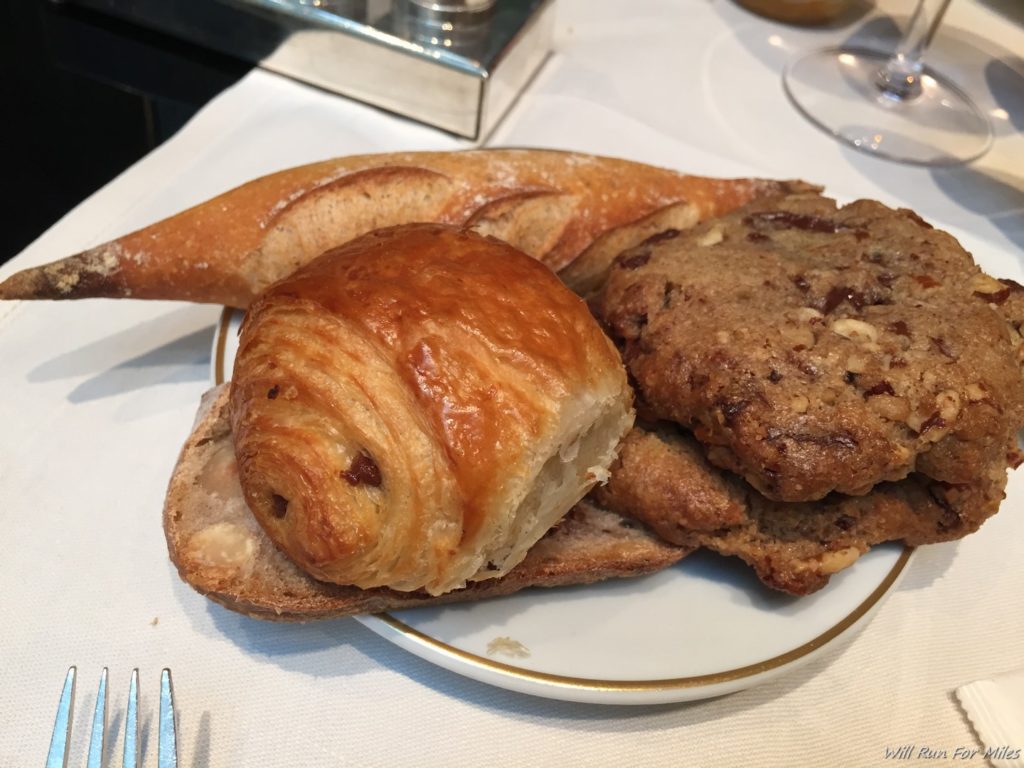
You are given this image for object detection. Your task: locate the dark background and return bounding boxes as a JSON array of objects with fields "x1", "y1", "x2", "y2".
[{"x1": 1, "y1": 1, "x2": 250, "y2": 265}]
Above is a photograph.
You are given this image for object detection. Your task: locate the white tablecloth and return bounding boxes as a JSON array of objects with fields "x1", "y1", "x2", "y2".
[{"x1": 2, "y1": 1, "x2": 1022, "y2": 765}]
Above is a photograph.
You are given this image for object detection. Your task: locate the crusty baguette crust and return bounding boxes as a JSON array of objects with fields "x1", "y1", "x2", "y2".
[
  {"x1": 164, "y1": 385, "x2": 689, "y2": 621},
  {"x1": 0, "y1": 149, "x2": 808, "y2": 308}
]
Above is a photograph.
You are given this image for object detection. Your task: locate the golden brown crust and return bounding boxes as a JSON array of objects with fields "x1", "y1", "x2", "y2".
[
  {"x1": 229, "y1": 224, "x2": 634, "y2": 595},
  {"x1": 0, "y1": 149, "x2": 806, "y2": 307},
  {"x1": 164, "y1": 385, "x2": 689, "y2": 621}
]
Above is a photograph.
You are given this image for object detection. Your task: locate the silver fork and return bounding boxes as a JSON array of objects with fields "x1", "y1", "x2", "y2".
[{"x1": 46, "y1": 667, "x2": 177, "y2": 768}]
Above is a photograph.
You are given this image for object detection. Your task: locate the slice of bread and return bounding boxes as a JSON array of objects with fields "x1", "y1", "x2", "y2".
[{"x1": 163, "y1": 385, "x2": 691, "y2": 621}]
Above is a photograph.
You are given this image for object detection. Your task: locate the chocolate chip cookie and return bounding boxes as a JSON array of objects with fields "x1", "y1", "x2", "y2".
[{"x1": 599, "y1": 192, "x2": 1024, "y2": 502}]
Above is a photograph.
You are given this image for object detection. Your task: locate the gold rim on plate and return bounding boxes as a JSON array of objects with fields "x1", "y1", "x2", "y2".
[{"x1": 372, "y1": 545, "x2": 912, "y2": 692}]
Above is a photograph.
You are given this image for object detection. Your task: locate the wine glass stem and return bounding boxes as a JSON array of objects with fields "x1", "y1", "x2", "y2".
[{"x1": 875, "y1": 0, "x2": 952, "y2": 101}]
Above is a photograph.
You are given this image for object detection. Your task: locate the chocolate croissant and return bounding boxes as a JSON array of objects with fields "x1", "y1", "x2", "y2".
[
  {"x1": 229, "y1": 224, "x2": 634, "y2": 595},
  {"x1": 164, "y1": 385, "x2": 689, "y2": 620},
  {"x1": 0, "y1": 149, "x2": 809, "y2": 307}
]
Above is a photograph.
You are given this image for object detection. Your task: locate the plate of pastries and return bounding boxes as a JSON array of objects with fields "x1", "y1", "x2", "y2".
[{"x1": 4, "y1": 149, "x2": 1021, "y2": 704}]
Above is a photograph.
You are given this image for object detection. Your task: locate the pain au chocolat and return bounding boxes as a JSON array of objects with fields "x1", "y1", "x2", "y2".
[{"x1": 228, "y1": 224, "x2": 634, "y2": 596}]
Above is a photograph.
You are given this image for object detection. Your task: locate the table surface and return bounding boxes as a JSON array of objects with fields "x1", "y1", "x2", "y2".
[{"x1": 1, "y1": 1, "x2": 1022, "y2": 765}]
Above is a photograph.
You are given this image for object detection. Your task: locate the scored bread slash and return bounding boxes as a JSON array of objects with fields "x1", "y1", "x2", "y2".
[{"x1": 163, "y1": 385, "x2": 692, "y2": 621}]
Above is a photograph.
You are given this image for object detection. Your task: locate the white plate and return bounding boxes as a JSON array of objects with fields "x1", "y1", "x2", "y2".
[{"x1": 213, "y1": 307, "x2": 912, "y2": 704}]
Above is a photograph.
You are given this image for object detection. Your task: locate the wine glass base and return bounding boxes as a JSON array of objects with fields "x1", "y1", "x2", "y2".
[{"x1": 784, "y1": 47, "x2": 993, "y2": 166}]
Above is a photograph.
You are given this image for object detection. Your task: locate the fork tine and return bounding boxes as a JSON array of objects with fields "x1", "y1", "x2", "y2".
[
  {"x1": 86, "y1": 668, "x2": 108, "y2": 768},
  {"x1": 45, "y1": 667, "x2": 76, "y2": 768},
  {"x1": 123, "y1": 669, "x2": 139, "y2": 768},
  {"x1": 158, "y1": 670, "x2": 178, "y2": 768}
]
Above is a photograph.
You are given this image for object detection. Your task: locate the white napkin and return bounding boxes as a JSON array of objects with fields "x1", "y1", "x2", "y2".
[{"x1": 957, "y1": 669, "x2": 1024, "y2": 767}]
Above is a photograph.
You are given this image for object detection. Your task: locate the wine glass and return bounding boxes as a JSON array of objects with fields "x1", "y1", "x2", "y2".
[{"x1": 783, "y1": 0, "x2": 993, "y2": 166}]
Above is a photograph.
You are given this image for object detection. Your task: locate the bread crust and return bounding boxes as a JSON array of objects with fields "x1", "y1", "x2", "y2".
[{"x1": 0, "y1": 149, "x2": 807, "y2": 307}]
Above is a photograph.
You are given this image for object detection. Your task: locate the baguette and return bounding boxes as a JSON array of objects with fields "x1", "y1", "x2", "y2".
[
  {"x1": 165, "y1": 385, "x2": 691, "y2": 620},
  {"x1": 0, "y1": 149, "x2": 808, "y2": 308}
]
